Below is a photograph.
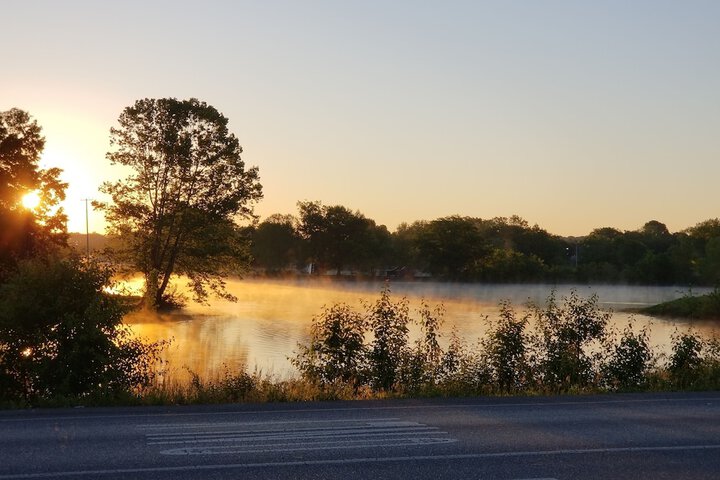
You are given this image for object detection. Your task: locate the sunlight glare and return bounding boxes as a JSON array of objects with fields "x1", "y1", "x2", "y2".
[{"x1": 21, "y1": 191, "x2": 41, "y2": 210}]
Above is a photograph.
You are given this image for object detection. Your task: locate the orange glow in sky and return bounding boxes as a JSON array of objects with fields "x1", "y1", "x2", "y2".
[{"x1": 4, "y1": 2, "x2": 720, "y2": 236}]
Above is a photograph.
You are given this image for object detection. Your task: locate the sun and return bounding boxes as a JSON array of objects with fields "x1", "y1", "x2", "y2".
[{"x1": 21, "y1": 191, "x2": 41, "y2": 210}]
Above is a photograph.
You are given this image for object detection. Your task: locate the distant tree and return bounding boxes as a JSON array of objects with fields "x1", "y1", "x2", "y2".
[
  {"x1": 251, "y1": 214, "x2": 301, "y2": 273},
  {"x1": 391, "y1": 221, "x2": 423, "y2": 268},
  {"x1": 700, "y1": 237, "x2": 720, "y2": 285},
  {"x1": 413, "y1": 216, "x2": 487, "y2": 279},
  {"x1": 685, "y1": 218, "x2": 720, "y2": 241},
  {"x1": 684, "y1": 219, "x2": 720, "y2": 284},
  {"x1": 96, "y1": 98, "x2": 262, "y2": 309},
  {"x1": 0, "y1": 109, "x2": 67, "y2": 278},
  {"x1": 360, "y1": 222, "x2": 393, "y2": 275},
  {"x1": 297, "y1": 201, "x2": 387, "y2": 274},
  {"x1": 637, "y1": 220, "x2": 674, "y2": 254}
]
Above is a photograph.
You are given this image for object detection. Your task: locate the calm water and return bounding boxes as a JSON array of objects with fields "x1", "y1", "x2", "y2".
[{"x1": 125, "y1": 279, "x2": 720, "y2": 379}]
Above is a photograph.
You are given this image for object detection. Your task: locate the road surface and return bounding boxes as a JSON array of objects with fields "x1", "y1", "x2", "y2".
[{"x1": 1, "y1": 392, "x2": 719, "y2": 479}]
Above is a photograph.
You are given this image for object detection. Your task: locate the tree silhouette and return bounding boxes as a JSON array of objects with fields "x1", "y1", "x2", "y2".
[
  {"x1": 96, "y1": 98, "x2": 262, "y2": 309},
  {"x1": 0, "y1": 109, "x2": 66, "y2": 278}
]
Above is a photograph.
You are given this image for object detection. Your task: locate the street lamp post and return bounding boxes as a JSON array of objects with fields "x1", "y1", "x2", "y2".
[{"x1": 81, "y1": 198, "x2": 92, "y2": 256}]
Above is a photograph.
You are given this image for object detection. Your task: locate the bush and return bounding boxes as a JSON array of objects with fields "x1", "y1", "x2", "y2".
[
  {"x1": 668, "y1": 331, "x2": 704, "y2": 389},
  {"x1": 0, "y1": 255, "x2": 165, "y2": 405},
  {"x1": 366, "y1": 285, "x2": 411, "y2": 391},
  {"x1": 482, "y1": 301, "x2": 531, "y2": 392},
  {"x1": 602, "y1": 324, "x2": 653, "y2": 390},
  {"x1": 532, "y1": 291, "x2": 610, "y2": 390},
  {"x1": 396, "y1": 300, "x2": 446, "y2": 394},
  {"x1": 291, "y1": 286, "x2": 720, "y2": 401},
  {"x1": 291, "y1": 303, "x2": 367, "y2": 386}
]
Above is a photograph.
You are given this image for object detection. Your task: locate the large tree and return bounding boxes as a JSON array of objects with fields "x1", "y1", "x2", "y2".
[
  {"x1": 97, "y1": 98, "x2": 262, "y2": 309},
  {"x1": 0, "y1": 109, "x2": 67, "y2": 278}
]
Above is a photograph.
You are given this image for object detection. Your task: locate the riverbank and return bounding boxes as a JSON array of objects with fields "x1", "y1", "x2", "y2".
[{"x1": 641, "y1": 290, "x2": 720, "y2": 320}]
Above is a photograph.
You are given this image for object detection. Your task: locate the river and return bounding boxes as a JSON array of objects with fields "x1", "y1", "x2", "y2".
[{"x1": 125, "y1": 279, "x2": 720, "y2": 380}]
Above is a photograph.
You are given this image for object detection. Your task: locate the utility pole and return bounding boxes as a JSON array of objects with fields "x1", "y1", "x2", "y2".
[{"x1": 81, "y1": 199, "x2": 91, "y2": 256}]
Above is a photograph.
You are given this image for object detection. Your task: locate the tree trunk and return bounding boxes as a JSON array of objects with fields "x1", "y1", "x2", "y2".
[{"x1": 144, "y1": 269, "x2": 160, "y2": 310}]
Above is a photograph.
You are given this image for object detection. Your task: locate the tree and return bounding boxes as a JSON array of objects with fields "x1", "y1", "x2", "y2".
[
  {"x1": 297, "y1": 201, "x2": 387, "y2": 275},
  {"x1": 251, "y1": 214, "x2": 301, "y2": 273},
  {"x1": 0, "y1": 109, "x2": 67, "y2": 278},
  {"x1": 413, "y1": 216, "x2": 487, "y2": 279},
  {"x1": 96, "y1": 98, "x2": 262, "y2": 309}
]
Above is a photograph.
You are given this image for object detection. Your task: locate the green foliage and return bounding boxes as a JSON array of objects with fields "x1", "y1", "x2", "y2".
[
  {"x1": 643, "y1": 288, "x2": 720, "y2": 320},
  {"x1": 532, "y1": 291, "x2": 610, "y2": 390},
  {"x1": 245, "y1": 206, "x2": 720, "y2": 287},
  {"x1": 293, "y1": 285, "x2": 449, "y2": 394},
  {"x1": 482, "y1": 301, "x2": 531, "y2": 391},
  {"x1": 96, "y1": 98, "x2": 262, "y2": 309},
  {"x1": 0, "y1": 255, "x2": 165, "y2": 405},
  {"x1": 366, "y1": 285, "x2": 411, "y2": 391},
  {"x1": 668, "y1": 332, "x2": 704, "y2": 389},
  {"x1": 291, "y1": 303, "x2": 367, "y2": 386},
  {"x1": 250, "y1": 214, "x2": 302, "y2": 273},
  {"x1": 297, "y1": 201, "x2": 390, "y2": 275},
  {"x1": 396, "y1": 301, "x2": 446, "y2": 393},
  {"x1": 602, "y1": 324, "x2": 653, "y2": 390}
]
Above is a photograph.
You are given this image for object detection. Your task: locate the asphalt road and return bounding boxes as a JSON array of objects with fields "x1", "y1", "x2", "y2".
[{"x1": 1, "y1": 392, "x2": 719, "y2": 480}]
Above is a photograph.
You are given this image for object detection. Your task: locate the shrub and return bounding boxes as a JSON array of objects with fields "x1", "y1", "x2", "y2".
[
  {"x1": 0, "y1": 254, "x2": 165, "y2": 405},
  {"x1": 366, "y1": 285, "x2": 410, "y2": 391},
  {"x1": 668, "y1": 331, "x2": 704, "y2": 389},
  {"x1": 292, "y1": 303, "x2": 367, "y2": 386},
  {"x1": 602, "y1": 324, "x2": 653, "y2": 390},
  {"x1": 533, "y1": 290, "x2": 610, "y2": 390},
  {"x1": 482, "y1": 301, "x2": 532, "y2": 392},
  {"x1": 396, "y1": 301, "x2": 446, "y2": 393}
]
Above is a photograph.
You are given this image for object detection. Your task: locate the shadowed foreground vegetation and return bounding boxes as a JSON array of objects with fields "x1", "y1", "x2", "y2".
[
  {"x1": 0, "y1": 256, "x2": 167, "y2": 408},
  {"x1": 7, "y1": 287, "x2": 719, "y2": 409},
  {"x1": 285, "y1": 286, "x2": 720, "y2": 399}
]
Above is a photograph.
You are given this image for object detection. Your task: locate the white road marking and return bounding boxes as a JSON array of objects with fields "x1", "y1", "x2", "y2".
[
  {"x1": 136, "y1": 417, "x2": 402, "y2": 431},
  {"x1": 161, "y1": 437, "x2": 457, "y2": 455},
  {"x1": 148, "y1": 426, "x2": 439, "y2": 443},
  {"x1": 149, "y1": 427, "x2": 443, "y2": 445},
  {"x1": 145, "y1": 418, "x2": 454, "y2": 454},
  {"x1": 2, "y1": 444, "x2": 720, "y2": 479}
]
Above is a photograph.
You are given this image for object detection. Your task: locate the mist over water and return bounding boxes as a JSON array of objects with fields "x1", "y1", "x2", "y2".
[{"x1": 125, "y1": 279, "x2": 719, "y2": 379}]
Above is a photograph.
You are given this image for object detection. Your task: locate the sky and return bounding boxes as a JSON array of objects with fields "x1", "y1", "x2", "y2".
[{"x1": 3, "y1": 0, "x2": 719, "y2": 236}]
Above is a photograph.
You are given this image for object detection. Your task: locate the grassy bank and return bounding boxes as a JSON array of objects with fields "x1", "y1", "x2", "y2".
[
  {"x1": 642, "y1": 289, "x2": 720, "y2": 320},
  {"x1": 11, "y1": 361, "x2": 720, "y2": 410}
]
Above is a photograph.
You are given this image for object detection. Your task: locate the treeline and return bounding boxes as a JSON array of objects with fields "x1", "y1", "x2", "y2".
[{"x1": 247, "y1": 202, "x2": 720, "y2": 286}]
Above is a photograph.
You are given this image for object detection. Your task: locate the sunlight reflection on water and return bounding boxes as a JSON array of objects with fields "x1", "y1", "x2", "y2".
[{"x1": 125, "y1": 279, "x2": 720, "y2": 378}]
